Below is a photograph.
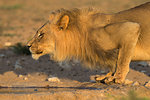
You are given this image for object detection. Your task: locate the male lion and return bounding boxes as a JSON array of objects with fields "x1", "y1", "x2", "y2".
[{"x1": 27, "y1": 2, "x2": 150, "y2": 84}]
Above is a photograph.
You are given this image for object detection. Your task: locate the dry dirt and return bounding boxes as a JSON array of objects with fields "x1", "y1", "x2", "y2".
[{"x1": 0, "y1": 0, "x2": 150, "y2": 100}]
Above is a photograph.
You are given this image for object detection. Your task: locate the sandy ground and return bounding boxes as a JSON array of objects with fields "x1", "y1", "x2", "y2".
[{"x1": 0, "y1": 0, "x2": 150, "y2": 100}]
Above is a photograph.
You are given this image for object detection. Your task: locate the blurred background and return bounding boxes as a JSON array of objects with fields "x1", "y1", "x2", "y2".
[{"x1": 0, "y1": 0, "x2": 149, "y2": 47}]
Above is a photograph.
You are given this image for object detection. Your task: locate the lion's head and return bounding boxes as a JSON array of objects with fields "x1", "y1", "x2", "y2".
[
  {"x1": 27, "y1": 8, "x2": 117, "y2": 69},
  {"x1": 27, "y1": 21, "x2": 55, "y2": 60},
  {"x1": 27, "y1": 9, "x2": 84, "y2": 61}
]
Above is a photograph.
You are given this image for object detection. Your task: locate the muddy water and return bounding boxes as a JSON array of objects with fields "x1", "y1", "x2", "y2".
[
  {"x1": 0, "y1": 88, "x2": 48, "y2": 94},
  {"x1": 0, "y1": 86, "x2": 100, "y2": 94},
  {"x1": 0, "y1": 87, "x2": 106, "y2": 100}
]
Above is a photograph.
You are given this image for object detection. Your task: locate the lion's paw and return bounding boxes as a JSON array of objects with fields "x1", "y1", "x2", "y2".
[
  {"x1": 92, "y1": 74, "x2": 125, "y2": 84},
  {"x1": 104, "y1": 76, "x2": 125, "y2": 84},
  {"x1": 95, "y1": 75, "x2": 107, "y2": 82},
  {"x1": 104, "y1": 76, "x2": 115, "y2": 84},
  {"x1": 114, "y1": 78, "x2": 125, "y2": 84}
]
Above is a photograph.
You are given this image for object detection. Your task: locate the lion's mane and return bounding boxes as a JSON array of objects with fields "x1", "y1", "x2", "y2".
[{"x1": 51, "y1": 8, "x2": 118, "y2": 69}]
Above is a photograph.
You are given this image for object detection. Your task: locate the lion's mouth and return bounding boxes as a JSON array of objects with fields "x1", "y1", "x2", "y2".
[
  {"x1": 31, "y1": 51, "x2": 44, "y2": 60},
  {"x1": 36, "y1": 51, "x2": 43, "y2": 54},
  {"x1": 31, "y1": 51, "x2": 43, "y2": 55}
]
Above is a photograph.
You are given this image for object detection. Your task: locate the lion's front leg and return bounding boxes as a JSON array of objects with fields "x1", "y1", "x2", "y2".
[
  {"x1": 103, "y1": 22, "x2": 141, "y2": 84},
  {"x1": 95, "y1": 71, "x2": 113, "y2": 82},
  {"x1": 105, "y1": 47, "x2": 131, "y2": 84}
]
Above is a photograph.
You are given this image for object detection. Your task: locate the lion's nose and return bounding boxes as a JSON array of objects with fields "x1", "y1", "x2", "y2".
[
  {"x1": 27, "y1": 44, "x2": 32, "y2": 49},
  {"x1": 27, "y1": 41, "x2": 32, "y2": 49},
  {"x1": 27, "y1": 45, "x2": 31, "y2": 48}
]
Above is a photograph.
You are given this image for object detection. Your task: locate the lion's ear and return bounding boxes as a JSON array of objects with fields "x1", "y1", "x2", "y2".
[
  {"x1": 49, "y1": 14, "x2": 55, "y2": 21},
  {"x1": 58, "y1": 15, "x2": 69, "y2": 30}
]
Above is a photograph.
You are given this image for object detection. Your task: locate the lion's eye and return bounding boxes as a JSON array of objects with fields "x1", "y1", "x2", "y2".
[{"x1": 38, "y1": 33, "x2": 44, "y2": 37}]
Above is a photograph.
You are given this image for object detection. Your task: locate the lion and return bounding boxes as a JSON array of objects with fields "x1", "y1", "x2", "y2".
[{"x1": 27, "y1": 2, "x2": 150, "y2": 84}]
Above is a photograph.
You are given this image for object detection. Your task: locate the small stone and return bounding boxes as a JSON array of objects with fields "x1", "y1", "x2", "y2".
[
  {"x1": 23, "y1": 77, "x2": 28, "y2": 80},
  {"x1": 47, "y1": 77, "x2": 60, "y2": 82},
  {"x1": 145, "y1": 81, "x2": 150, "y2": 87},
  {"x1": 141, "y1": 70, "x2": 146, "y2": 73},
  {"x1": 15, "y1": 60, "x2": 23, "y2": 69},
  {"x1": 18, "y1": 75, "x2": 23, "y2": 78},
  {"x1": 138, "y1": 62, "x2": 148, "y2": 66},
  {"x1": 124, "y1": 79, "x2": 133, "y2": 85},
  {"x1": 0, "y1": 54, "x2": 5, "y2": 58},
  {"x1": 5, "y1": 42, "x2": 11, "y2": 46},
  {"x1": 132, "y1": 81, "x2": 140, "y2": 86}
]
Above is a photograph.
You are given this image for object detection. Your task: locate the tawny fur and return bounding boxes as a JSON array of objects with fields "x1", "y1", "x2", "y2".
[{"x1": 28, "y1": 2, "x2": 150, "y2": 83}]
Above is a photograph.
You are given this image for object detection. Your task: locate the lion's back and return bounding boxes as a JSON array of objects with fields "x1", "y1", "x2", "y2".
[
  {"x1": 108, "y1": 2, "x2": 150, "y2": 60},
  {"x1": 113, "y1": 2, "x2": 150, "y2": 44}
]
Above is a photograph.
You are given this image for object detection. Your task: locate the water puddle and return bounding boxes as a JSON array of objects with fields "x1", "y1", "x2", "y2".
[{"x1": 0, "y1": 86, "x2": 100, "y2": 94}]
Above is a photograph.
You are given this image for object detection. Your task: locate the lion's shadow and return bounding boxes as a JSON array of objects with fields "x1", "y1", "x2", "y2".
[
  {"x1": 0, "y1": 48, "x2": 104, "y2": 82},
  {"x1": 0, "y1": 48, "x2": 150, "y2": 82}
]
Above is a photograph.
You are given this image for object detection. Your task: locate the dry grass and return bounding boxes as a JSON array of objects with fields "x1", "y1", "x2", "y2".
[
  {"x1": 0, "y1": 4, "x2": 23, "y2": 10},
  {"x1": 11, "y1": 43, "x2": 31, "y2": 55},
  {"x1": 110, "y1": 91, "x2": 150, "y2": 100}
]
